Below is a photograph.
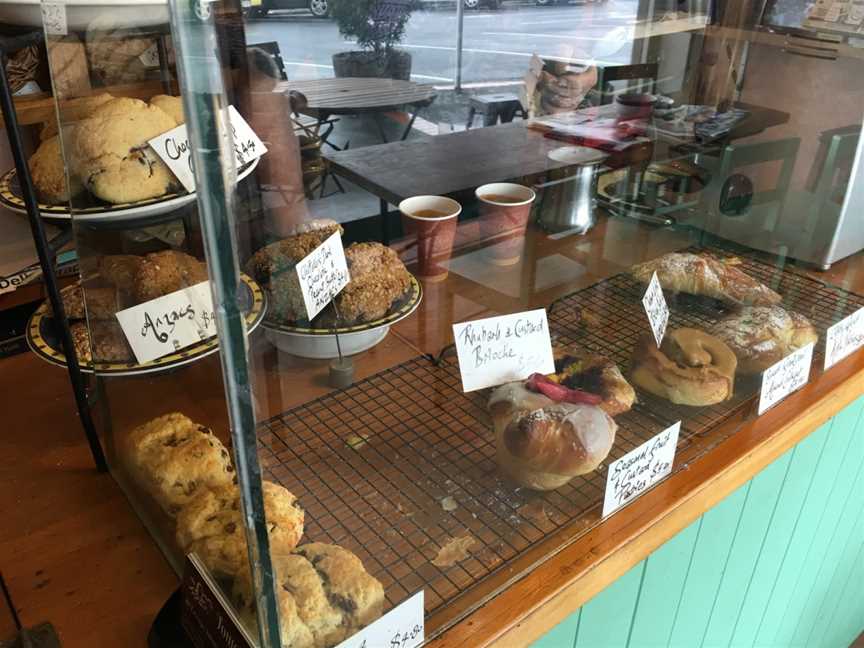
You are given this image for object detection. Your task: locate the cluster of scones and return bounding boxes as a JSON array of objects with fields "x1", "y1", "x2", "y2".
[
  {"x1": 488, "y1": 252, "x2": 817, "y2": 492},
  {"x1": 29, "y1": 94, "x2": 186, "y2": 206},
  {"x1": 126, "y1": 412, "x2": 385, "y2": 648},
  {"x1": 49, "y1": 249, "x2": 208, "y2": 363},
  {"x1": 248, "y1": 219, "x2": 412, "y2": 326}
]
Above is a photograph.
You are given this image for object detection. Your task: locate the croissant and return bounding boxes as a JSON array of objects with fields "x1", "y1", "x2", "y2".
[{"x1": 631, "y1": 252, "x2": 781, "y2": 306}]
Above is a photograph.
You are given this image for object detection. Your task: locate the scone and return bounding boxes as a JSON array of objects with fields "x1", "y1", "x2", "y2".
[
  {"x1": 98, "y1": 254, "x2": 144, "y2": 295},
  {"x1": 70, "y1": 97, "x2": 178, "y2": 203},
  {"x1": 176, "y1": 481, "x2": 304, "y2": 576},
  {"x1": 711, "y1": 306, "x2": 818, "y2": 374},
  {"x1": 39, "y1": 92, "x2": 114, "y2": 141},
  {"x1": 125, "y1": 413, "x2": 235, "y2": 515},
  {"x1": 331, "y1": 242, "x2": 412, "y2": 325},
  {"x1": 233, "y1": 543, "x2": 385, "y2": 648},
  {"x1": 29, "y1": 135, "x2": 82, "y2": 204},
  {"x1": 149, "y1": 94, "x2": 185, "y2": 125},
  {"x1": 69, "y1": 320, "x2": 132, "y2": 363},
  {"x1": 47, "y1": 284, "x2": 119, "y2": 320},
  {"x1": 134, "y1": 250, "x2": 208, "y2": 302}
]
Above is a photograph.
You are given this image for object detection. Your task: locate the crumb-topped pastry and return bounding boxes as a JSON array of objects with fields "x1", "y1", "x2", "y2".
[
  {"x1": 134, "y1": 250, "x2": 208, "y2": 302},
  {"x1": 710, "y1": 306, "x2": 818, "y2": 374},
  {"x1": 125, "y1": 413, "x2": 235, "y2": 515},
  {"x1": 631, "y1": 252, "x2": 781, "y2": 306},
  {"x1": 233, "y1": 543, "x2": 385, "y2": 648},
  {"x1": 70, "y1": 320, "x2": 132, "y2": 363},
  {"x1": 29, "y1": 135, "x2": 82, "y2": 205}
]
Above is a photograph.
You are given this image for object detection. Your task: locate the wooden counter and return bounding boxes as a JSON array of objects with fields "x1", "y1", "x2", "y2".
[{"x1": 3, "y1": 215, "x2": 864, "y2": 646}]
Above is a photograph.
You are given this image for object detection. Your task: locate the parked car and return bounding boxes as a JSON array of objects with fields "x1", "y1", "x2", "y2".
[
  {"x1": 244, "y1": 0, "x2": 329, "y2": 18},
  {"x1": 464, "y1": 0, "x2": 501, "y2": 8}
]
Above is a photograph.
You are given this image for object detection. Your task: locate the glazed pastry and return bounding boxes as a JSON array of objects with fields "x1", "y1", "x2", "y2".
[
  {"x1": 149, "y1": 94, "x2": 185, "y2": 125},
  {"x1": 711, "y1": 306, "x2": 818, "y2": 374},
  {"x1": 233, "y1": 543, "x2": 385, "y2": 648},
  {"x1": 489, "y1": 380, "x2": 617, "y2": 490},
  {"x1": 29, "y1": 135, "x2": 82, "y2": 204},
  {"x1": 630, "y1": 328, "x2": 737, "y2": 406},
  {"x1": 176, "y1": 481, "x2": 304, "y2": 574},
  {"x1": 553, "y1": 347, "x2": 636, "y2": 416},
  {"x1": 134, "y1": 250, "x2": 208, "y2": 302},
  {"x1": 631, "y1": 252, "x2": 781, "y2": 306},
  {"x1": 69, "y1": 320, "x2": 132, "y2": 363},
  {"x1": 125, "y1": 413, "x2": 235, "y2": 515},
  {"x1": 70, "y1": 97, "x2": 178, "y2": 204}
]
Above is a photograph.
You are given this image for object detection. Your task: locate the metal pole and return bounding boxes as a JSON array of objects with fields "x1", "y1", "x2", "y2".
[
  {"x1": 456, "y1": 0, "x2": 464, "y2": 92},
  {"x1": 0, "y1": 34, "x2": 107, "y2": 473}
]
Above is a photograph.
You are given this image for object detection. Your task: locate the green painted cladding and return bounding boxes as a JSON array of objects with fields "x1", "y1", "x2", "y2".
[{"x1": 532, "y1": 396, "x2": 864, "y2": 648}]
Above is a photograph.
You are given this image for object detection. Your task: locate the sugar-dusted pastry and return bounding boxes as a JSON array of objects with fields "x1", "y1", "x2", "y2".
[
  {"x1": 631, "y1": 252, "x2": 781, "y2": 306},
  {"x1": 125, "y1": 413, "x2": 235, "y2": 515},
  {"x1": 711, "y1": 305, "x2": 818, "y2": 374},
  {"x1": 233, "y1": 543, "x2": 385, "y2": 648},
  {"x1": 29, "y1": 135, "x2": 82, "y2": 204},
  {"x1": 176, "y1": 481, "x2": 304, "y2": 575},
  {"x1": 553, "y1": 346, "x2": 636, "y2": 417},
  {"x1": 630, "y1": 328, "x2": 737, "y2": 406},
  {"x1": 489, "y1": 377, "x2": 617, "y2": 490},
  {"x1": 70, "y1": 97, "x2": 178, "y2": 203}
]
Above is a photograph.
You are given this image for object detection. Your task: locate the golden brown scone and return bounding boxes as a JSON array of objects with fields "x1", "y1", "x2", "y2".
[
  {"x1": 710, "y1": 306, "x2": 818, "y2": 374},
  {"x1": 70, "y1": 97, "x2": 178, "y2": 203},
  {"x1": 631, "y1": 252, "x2": 781, "y2": 307},
  {"x1": 246, "y1": 220, "x2": 343, "y2": 322},
  {"x1": 28, "y1": 135, "x2": 82, "y2": 204},
  {"x1": 331, "y1": 242, "x2": 411, "y2": 325},
  {"x1": 125, "y1": 413, "x2": 235, "y2": 516},
  {"x1": 149, "y1": 94, "x2": 185, "y2": 125},
  {"x1": 47, "y1": 284, "x2": 119, "y2": 320},
  {"x1": 553, "y1": 347, "x2": 635, "y2": 417},
  {"x1": 69, "y1": 320, "x2": 132, "y2": 364},
  {"x1": 233, "y1": 543, "x2": 385, "y2": 648},
  {"x1": 134, "y1": 250, "x2": 208, "y2": 302},
  {"x1": 98, "y1": 254, "x2": 144, "y2": 295},
  {"x1": 175, "y1": 481, "x2": 304, "y2": 568},
  {"x1": 630, "y1": 328, "x2": 737, "y2": 406}
]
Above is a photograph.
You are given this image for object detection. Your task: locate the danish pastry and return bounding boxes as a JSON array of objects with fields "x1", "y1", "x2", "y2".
[{"x1": 553, "y1": 347, "x2": 636, "y2": 416}]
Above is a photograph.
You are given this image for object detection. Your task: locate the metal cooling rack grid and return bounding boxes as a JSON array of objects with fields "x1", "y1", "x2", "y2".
[{"x1": 255, "y1": 246, "x2": 864, "y2": 626}]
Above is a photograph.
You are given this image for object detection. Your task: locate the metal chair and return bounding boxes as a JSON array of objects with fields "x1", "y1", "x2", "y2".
[{"x1": 596, "y1": 63, "x2": 659, "y2": 104}]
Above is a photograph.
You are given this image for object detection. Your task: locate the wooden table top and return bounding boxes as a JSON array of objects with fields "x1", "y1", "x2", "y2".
[
  {"x1": 277, "y1": 77, "x2": 437, "y2": 116},
  {"x1": 325, "y1": 103, "x2": 789, "y2": 205}
]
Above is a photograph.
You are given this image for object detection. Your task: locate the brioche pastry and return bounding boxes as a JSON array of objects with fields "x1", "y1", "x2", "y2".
[
  {"x1": 630, "y1": 328, "x2": 737, "y2": 406},
  {"x1": 553, "y1": 347, "x2": 635, "y2": 416}
]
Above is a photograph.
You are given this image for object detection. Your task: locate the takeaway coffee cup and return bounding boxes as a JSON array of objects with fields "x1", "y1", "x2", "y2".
[
  {"x1": 399, "y1": 195, "x2": 461, "y2": 282},
  {"x1": 476, "y1": 183, "x2": 537, "y2": 266}
]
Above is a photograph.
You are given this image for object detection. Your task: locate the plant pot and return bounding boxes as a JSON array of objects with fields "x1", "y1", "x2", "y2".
[{"x1": 332, "y1": 50, "x2": 412, "y2": 81}]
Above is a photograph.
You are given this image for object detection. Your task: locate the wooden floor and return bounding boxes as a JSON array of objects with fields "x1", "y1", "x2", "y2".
[{"x1": 0, "y1": 351, "x2": 177, "y2": 647}]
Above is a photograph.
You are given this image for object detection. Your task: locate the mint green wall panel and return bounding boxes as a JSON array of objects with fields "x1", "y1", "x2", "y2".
[
  {"x1": 805, "y1": 503, "x2": 864, "y2": 647},
  {"x1": 753, "y1": 398, "x2": 863, "y2": 646},
  {"x1": 772, "y1": 401, "x2": 864, "y2": 646},
  {"x1": 729, "y1": 422, "x2": 832, "y2": 647},
  {"x1": 699, "y1": 450, "x2": 794, "y2": 647},
  {"x1": 531, "y1": 396, "x2": 864, "y2": 648},
  {"x1": 627, "y1": 519, "x2": 700, "y2": 646},
  {"x1": 573, "y1": 561, "x2": 645, "y2": 648},
  {"x1": 667, "y1": 485, "x2": 749, "y2": 647}
]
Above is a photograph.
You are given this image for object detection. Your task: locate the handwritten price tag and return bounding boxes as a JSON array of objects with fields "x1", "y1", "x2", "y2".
[
  {"x1": 642, "y1": 271, "x2": 669, "y2": 347},
  {"x1": 295, "y1": 231, "x2": 350, "y2": 322},
  {"x1": 602, "y1": 421, "x2": 680, "y2": 517},
  {"x1": 758, "y1": 342, "x2": 815, "y2": 415},
  {"x1": 115, "y1": 281, "x2": 217, "y2": 364},
  {"x1": 452, "y1": 309, "x2": 555, "y2": 393},
  {"x1": 825, "y1": 306, "x2": 864, "y2": 370},
  {"x1": 148, "y1": 105, "x2": 267, "y2": 193},
  {"x1": 335, "y1": 590, "x2": 424, "y2": 648}
]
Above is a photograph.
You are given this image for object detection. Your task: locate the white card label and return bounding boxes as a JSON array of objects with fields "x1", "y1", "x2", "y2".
[
  {"x1": 147, "y1": 105, "x2": 267, "y2": 193},
  {"x1": 115, "y1": 281, "x2": 217, "y2": 364},
  {"x1": 758, "y1": 342, "x2": 815, "y2": 415},
  {"x1": 642, "y1": 271, "x2": 669, "y2": 347},
  {"x1": 295, "y1": 231, "x2": 350, "y2": 322},
  {"x1": 602, "y1": 421, "x2": 680, "y2": 517},
  {"x1": 825, "y1": 306, "x2": 864, "y2": 370},
  {"x1": 452, "y1": 309, "x2": 555, "y2": 393},
  {"x1": 138, "y1": 42, "x2": 160, "y2": 67},
  {"x1": 41, "y1": 3, "x2": 67, "y2": 35},
  {"x1": 335, "y1": 590, "x2": 424, "y2": 648}
]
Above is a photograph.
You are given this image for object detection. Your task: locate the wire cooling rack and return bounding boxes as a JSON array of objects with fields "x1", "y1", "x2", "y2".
[{"x1": 256, "y1": 247, "x2": 864, "y2": 633}]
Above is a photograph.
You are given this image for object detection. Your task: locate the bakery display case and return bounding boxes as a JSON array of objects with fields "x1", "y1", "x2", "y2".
[{"x1": 9, "y1": 0, "x2": 864, "y2": 643}]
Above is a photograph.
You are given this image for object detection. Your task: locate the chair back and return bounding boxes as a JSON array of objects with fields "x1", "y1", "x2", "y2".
[
  {"x1": 247, "y1": 41, "x2": 289, "y2": 81},
  {"x1": 597, "y1": 63, "x2": 659, "y2": 105}
]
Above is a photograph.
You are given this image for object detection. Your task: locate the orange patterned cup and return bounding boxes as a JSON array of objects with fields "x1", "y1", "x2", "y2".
[
  {"x1": 399, "y1": 195, "x2": 462, "y2": 282},
  {"x1": 476, "y1": 183, "x2": 536, "y2": 266}
]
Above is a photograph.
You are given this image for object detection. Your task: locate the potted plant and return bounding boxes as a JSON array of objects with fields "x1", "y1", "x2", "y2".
[{"x1": 330, "y1": 0, "x2": 419, "y2": 81}]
